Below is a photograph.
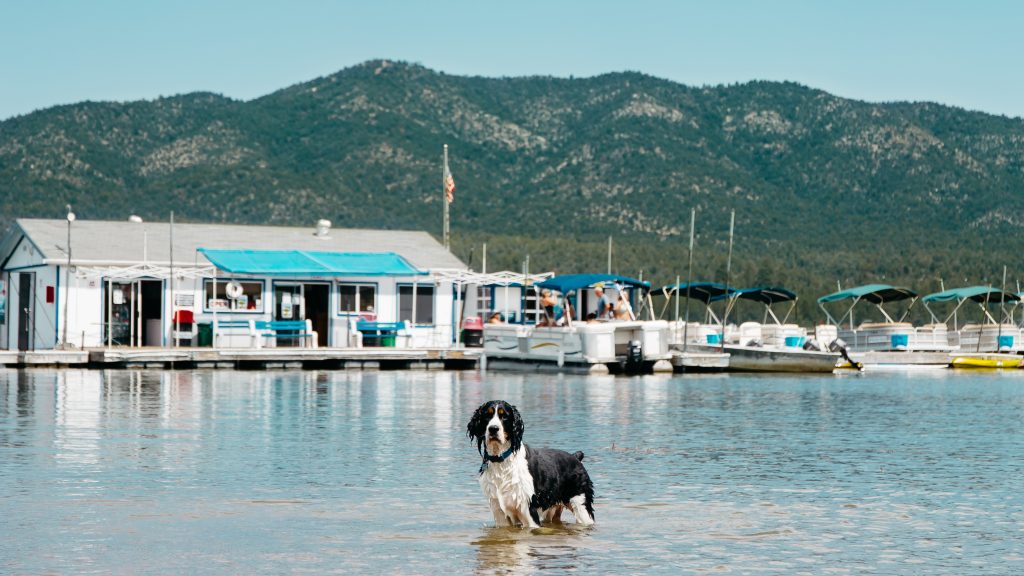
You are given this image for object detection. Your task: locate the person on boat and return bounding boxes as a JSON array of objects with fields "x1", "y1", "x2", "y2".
[
  {"x1": 488, "y1": 312, "x2": 504, "y2": 324},
  {"x1": 541, "y1": 289, "x2": 562, "y2": 324},
  {"x1": 593, "y1": 285, "x2": 612, "y2": 320},
  {"x1": 614, "y1": 290, "x2": 635, "y2": 321}
]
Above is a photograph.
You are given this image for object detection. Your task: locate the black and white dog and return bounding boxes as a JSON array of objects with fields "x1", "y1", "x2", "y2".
[{"x1": 467, "y1": 400, "x2": 595, "y2": 528}]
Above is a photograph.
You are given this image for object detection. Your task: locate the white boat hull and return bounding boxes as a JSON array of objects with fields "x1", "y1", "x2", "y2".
[
  {"x1": 684, "y1": 343, "x2": 840, "y2": 373},
  {"x1": 483, "y1": 320, "x2": 671, "y2": 372}
]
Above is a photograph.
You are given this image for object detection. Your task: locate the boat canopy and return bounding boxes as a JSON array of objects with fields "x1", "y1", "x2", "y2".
[
  {"x1": 660, "y1": 282, "x2": 734, "y2": 304},
  {"x1": 198, "y1": 249, "x2": 425, "y2": 276},
  {"x1": 817, "y1": 284, "x2": 917, "y2": 305},
  {"x1": 921, "y1": 286, "x2": 1020, "y2": 304},
  {"x1": 730, "y1": 286, "x2": 797, "y2": 305},
  {"x1": 537, "y1": 273, "x2": 649, "y2": 294}
]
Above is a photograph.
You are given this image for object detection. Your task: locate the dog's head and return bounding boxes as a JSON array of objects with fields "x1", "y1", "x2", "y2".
[{"x1": 467, "y1": 400, "x2": 524, "y2": 457}]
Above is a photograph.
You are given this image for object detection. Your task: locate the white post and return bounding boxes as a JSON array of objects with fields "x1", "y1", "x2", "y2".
[
  {"x1": 107, "y1": 278, "x2": 112, "y2": 347},
  {"x1": 455, "y1": 280, "x2": 462, "y2": 347},
  {"x1": 170, "y1": 211, "x2": 176, "y2": 348},
  {"x1": 212, "y1": 267, "x2": 218, "y2": 349}
]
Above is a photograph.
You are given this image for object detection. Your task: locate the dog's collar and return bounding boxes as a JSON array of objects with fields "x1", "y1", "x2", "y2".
[{"x1": 478, "y1": 446, "x2": 516, "y2": 474}]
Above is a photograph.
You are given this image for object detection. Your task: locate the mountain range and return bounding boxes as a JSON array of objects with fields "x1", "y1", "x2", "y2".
[{"x1": 3, "y1": 59, "x2": 1024, "y2": 321}]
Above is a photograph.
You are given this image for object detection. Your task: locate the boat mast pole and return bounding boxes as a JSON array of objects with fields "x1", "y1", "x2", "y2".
[
  {"x1": 998, "y1": 266, "x2": 1007, "y2": 350},
  {"x1": 683, "y1": 208, "x2": 695, "y2": 352},
  {"x1": 607, "y1": 236, "x2": 612, "y2": 274},
  {"x1": 721, "y1": 210, "x2": 735, "y2": 353},
  {"x1": 674, "y1": 275, "x2": 680, "y2": 322}
]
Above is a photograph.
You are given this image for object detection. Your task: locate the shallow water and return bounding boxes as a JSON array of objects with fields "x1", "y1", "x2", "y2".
[{"x1": 2, "y1": 368, "x2": 1023, "y2": 574}]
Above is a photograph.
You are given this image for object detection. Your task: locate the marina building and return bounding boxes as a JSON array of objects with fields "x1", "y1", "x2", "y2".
[{"x1": 0, "y1": 218, "x2": 469, "y2": 351}]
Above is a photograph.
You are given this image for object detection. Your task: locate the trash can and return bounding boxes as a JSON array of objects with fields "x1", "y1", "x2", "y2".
[
  {"x1": 461, "y1": 316, "x2": 484, "y2": 347},
  {"x1": 197, "y1": 323, "x2": 213, "y2": 347},
  {"x1": 381, "y1": 334, "x2": 396, "y2": 347}
]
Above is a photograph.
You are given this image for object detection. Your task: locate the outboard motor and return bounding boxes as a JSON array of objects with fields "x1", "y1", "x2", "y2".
[
  {"x1": 828, "y1": 338, "x2": 864, "y2": 371},
  {"x1": 625, "y1": 340, "x2": 644, "y2": 373}
]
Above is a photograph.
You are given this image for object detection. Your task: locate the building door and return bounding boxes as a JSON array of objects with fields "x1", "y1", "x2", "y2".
[
  {"x1": 303, "y1": 283, "x2": 329, "y2": 347},
  {"x1": 140, "y1": 280, "x2": 164, "y2": 346},
  {"x1": 274, "y1": 284, "x2": 303, "y2": 347},
  {"x1": 17, "y1": 272, "x2": 33, "y2": 351},
  {"x1": 105, "y1": 279, "x2": 164, "y2": 347}
]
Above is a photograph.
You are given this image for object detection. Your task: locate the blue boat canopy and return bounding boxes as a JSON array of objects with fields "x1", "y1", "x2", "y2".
[
  {"x1": 198, "y1": 249, "x2": 425, "y2": 276},
  {"x1": 817, "y1": 284, "x2": 917, "y2": 305},
  {"x1": 537, "y1": 273, "x2": 649, "y2": 294},
  {"x1": 731, "y1": 286, "x2": 797, "y2": 305},
  {"x1": 922, "y1": 286, "x2": 1021, "y2": 304},
  {"x1": 660, "y1": 282, "x2": 735, "y2": 304}
]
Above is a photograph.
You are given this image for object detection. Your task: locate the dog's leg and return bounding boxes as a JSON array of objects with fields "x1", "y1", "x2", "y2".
[
  {"x1": 568, "y1": 494, "x2": 594, "y2": 526},
  {"x1": 520, "y1": 505, "x2": 540, "y2": 529},
  {"x1": 489, "y1": 500, "x2": 512, "y2": 527},
  {"x1": 544, "y1": 505, "x2": 565, "y2": 524}
]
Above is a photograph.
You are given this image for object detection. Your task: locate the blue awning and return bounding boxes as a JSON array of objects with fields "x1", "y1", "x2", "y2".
[
  {"x1": 731, "y1": 286, "x2": 798, "y2": 305},
  {"x1": 922, "y1": 286, "x2": 1020, "y2": 304},
  {"x1": 817, "y1": 284, "x2": 917, "y2": 305},
  {"x1": 536, "y1": 273, "x2": 649, "y2": 294},
  {"x1": 660, "y1": 282, "x2": 734, "y2": 304},
  {"x1": 198, "y1": 249, "x2": 424, "y2": 276}
]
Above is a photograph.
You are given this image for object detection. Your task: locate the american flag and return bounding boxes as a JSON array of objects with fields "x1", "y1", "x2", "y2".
[{"x1": 444, "y1": 162, "x2": 456, "y2": 204}]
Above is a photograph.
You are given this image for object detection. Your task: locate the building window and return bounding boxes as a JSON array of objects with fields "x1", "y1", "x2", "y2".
[
  {"x1": 204, "y1": 280, "x2": 264, "y2": 312},
  {"x1": 399, "y1": 284, "x2": 434, "y2": 325},
  {"x1": 339, "y1": 283, "x2": 377, "y2": 316}
]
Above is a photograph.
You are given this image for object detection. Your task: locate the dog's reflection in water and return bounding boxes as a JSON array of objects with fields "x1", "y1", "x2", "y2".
[{"x1": 471, "y1": 524, "x2": 588, "y2": 575}]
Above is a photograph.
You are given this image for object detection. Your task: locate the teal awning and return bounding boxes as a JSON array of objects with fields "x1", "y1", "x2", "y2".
[
  {"x1": 817, "y1": 284, "x2": 917, "y2": 305},
  {"x1": 922, "y1": 286, "x2": 1020, "y2": 304},
  {"x1": 537, "y1": 273, "x2": 649, "y2": 294},
  {"x1": 660, "y1": 282, "x2": 734, "y2": 304},
  {"x1": 198, "y1": 249, "x2": 424, "y2": 276},
  {"x1": 731, "y1": 286, "x2": 797, "y2": 305}
]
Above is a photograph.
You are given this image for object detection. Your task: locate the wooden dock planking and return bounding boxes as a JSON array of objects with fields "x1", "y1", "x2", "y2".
[{"x1": 0, "y1": 347, "x2": 481, "y2": 370}]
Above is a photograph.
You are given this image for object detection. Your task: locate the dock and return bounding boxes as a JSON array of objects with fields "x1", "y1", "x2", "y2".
[{"x1": 0, "y1": 347, "x2": 481, "y2": 370}]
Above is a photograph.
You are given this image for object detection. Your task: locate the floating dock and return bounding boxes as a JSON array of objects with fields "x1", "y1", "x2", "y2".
[{"x1": 0, "y1": 347, "x2": 480, "y2": 370}]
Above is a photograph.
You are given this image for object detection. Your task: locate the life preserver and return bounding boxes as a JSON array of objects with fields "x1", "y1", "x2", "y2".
[{"x1": 225, "y1": 281, "x2": 244, "y2": 299}]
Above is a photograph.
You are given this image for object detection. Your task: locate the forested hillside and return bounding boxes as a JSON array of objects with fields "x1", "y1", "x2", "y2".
[{"x1": 3, "y1": 59, "x2": 1024, "y2": 322}]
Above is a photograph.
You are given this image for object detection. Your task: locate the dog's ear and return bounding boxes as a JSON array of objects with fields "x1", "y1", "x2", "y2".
[
  {"x1": 508, "y1": 403, "x2": 524, "y2": 454},
  {"x1": 467, "y1": 402, "x2": 489, "y2": 454}
]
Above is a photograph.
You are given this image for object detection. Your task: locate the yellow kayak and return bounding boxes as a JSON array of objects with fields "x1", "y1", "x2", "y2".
[{"x1": 950, "y1": 355, "x2": 1023, "y2": 369}]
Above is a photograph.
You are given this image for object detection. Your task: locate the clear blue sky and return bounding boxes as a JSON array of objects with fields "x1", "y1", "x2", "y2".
[{"x1": 2, "y1": 0, "x2": 1022, "y2": 120}]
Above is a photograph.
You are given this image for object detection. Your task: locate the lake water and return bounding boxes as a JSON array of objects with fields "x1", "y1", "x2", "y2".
[{"x1": 2, "y1": 367, "x2": 1023, "y2": 575}]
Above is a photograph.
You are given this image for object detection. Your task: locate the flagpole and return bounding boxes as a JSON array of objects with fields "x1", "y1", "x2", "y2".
[{"x1": 443, "y1": 144, "x2": 450, "y2": 250}]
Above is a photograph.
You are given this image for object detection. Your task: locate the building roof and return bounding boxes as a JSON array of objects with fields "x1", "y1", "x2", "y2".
[{"x1": 7, "y1": 219, "x2": 466, "y2": 271}]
